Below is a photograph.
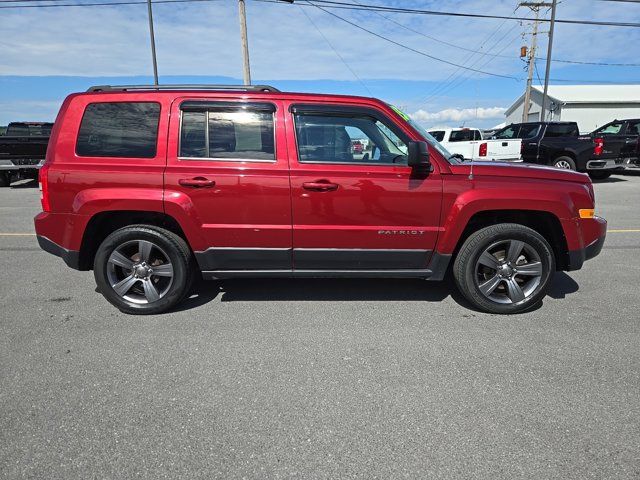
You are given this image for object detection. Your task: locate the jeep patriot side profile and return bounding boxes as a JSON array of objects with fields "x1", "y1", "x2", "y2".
[{"x1": 34, "y1": 85, "x2": 607, "y2": 315}]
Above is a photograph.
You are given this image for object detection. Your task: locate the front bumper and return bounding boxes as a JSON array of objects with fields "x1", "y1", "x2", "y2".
[{"x1": 566, "y1": 216, "x2": 607, "y2": 271}]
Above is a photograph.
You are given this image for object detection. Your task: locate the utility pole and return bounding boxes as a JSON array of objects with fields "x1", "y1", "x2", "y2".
[
  {"x1": 541, "y1": 0, "x2": 557, "y2": 122},
  {"x1": 519, "y1": 3, "x2": 550, "y2": 122},
  {"x1": 238, "y1": 0, "x2": 251, "y2": 85},
  {"x1": 146, "y1": 0, "x2": 159, "y2": 86}
]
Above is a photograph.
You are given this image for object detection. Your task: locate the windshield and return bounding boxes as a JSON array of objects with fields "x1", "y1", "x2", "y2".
[{"x1": 388, "y1": 105, "x2": 454, "y2": 161}]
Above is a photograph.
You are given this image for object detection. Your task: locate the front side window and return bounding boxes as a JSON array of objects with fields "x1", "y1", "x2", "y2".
[
  {"x1": 76, "y1": 102, "x2": 160, "y2": 158},
  {"x1": 180, "y1": 104, "x2": 275, "y2": 161},
  {"x1": 518, "y1": 124, "x2": 540, "y2": 139},
  {"x1": 493, "y1": 125, "x2": 519, "y2": 139},
  {"x1": 294, "y1": 113, "x2": 407, "y2": 164}
]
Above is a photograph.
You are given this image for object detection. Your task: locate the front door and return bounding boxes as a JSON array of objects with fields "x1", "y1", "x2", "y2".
[
  {"x1": 164, "y1": 97, "x2": 292, "y2": 272},
  {"x1": 285, "y1": 102, "x2": 442, "y2": 271}
]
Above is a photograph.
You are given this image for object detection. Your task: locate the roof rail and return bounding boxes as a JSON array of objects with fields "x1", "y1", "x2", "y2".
[{"x1": 86, "y1": 84, "x2": 280, "y2": 93}]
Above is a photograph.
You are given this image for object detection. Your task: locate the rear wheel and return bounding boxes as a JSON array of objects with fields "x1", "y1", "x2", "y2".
[
  {"x1": 553, "y1": 156, "x2": 576, "y2": 170},
  {"x1": 453, "y1": 224, "x2": 555, "y2": 314},
  {"x1": 588, "y1": 171, "x2": 612, "y2": 180},
  {"x1": 94, "y1": 225, "x2": 194, "y2": 315}
]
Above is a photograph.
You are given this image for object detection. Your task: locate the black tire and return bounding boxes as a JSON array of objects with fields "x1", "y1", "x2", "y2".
[
  {"x1": 453, "y1": 223, "x2": 555, "y2": 314},
  {"x1": 0, "y1": 172, "x2": 10, "y2": 187},
  {"x1": 552, "y1": 156, "x2": 576, "y2": 170},
  {"x1": 588, "y1": 171, "x2": 612, "y2": 180},
  {"x1": 94, "y1": 225, "x2": 194, "y2": 315}
]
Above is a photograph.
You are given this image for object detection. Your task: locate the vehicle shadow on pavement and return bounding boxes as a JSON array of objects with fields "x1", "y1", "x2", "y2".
[
  {"x1": 216, "y1": 277, "x2": 452, "y2": 303},
  {"x1": 591, "y1": 176, "x2": 627, "y2": 184},
  {"x1": 547, "y1": 271, "x2": 580, "y2": 299}
]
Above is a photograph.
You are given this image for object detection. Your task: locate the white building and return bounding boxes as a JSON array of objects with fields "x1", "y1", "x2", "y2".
[{"x1": 504, "y1": 85, "x2": 640, "y2": 133}]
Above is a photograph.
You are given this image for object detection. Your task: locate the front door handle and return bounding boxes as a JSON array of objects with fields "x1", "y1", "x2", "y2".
[
  {"x1": 303, "y1": 180, "x2": 339, "y2": 192},
  {"x1": 179, "y1": 177, "x2": 216, "y2": 188}
]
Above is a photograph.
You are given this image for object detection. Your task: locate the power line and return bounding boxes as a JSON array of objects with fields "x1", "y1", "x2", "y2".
[
  {"x1": 298, "y1": 4, "x2": 373, "y2": 96},
  {"x1": 306, "y1": 1, "x2": 519, "y2": 80},
  {"x1": 4, "y1": 0, "x2": 640, "y2": 29}
]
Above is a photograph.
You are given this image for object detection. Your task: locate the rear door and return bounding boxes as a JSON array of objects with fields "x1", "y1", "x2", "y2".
[
  {"x1": 621, "y1": 120, "x2": 640, "y2": 163},
  {"x1": 163, "y1": 97, "x2": 292, "y2": 272},
  {"x1": 285, "y1": 102, "x2": 442, "y2": 272}
]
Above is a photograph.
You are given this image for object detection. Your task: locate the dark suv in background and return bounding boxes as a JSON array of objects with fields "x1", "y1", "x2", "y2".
[{"x1": 493, "y1": 121, "x2": 624, "y2": 179}]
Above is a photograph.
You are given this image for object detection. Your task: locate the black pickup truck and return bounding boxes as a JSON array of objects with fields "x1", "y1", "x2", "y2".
[
  {"x1": 493, "y1": 121, "x2": 625, "y2": 180},
  {"x1": 0, "y1": 122, "x2": 53, "y2": 186},
  {"x1": 590, "y1": 118, "x2": 640, "y2": 173}
]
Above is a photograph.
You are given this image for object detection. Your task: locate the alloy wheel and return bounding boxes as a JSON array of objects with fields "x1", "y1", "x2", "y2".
[
  {"x1": 106, "y1": 240, "x2": 174, "y2": 304},
  {"x1": 555, "y1": 160, "x2": 572, "y2": 169},
  {"x1": 474, "y1": 239, "x2": 543, "y2": 305}
]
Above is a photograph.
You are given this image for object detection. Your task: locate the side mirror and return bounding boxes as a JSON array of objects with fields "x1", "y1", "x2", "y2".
[{"x1": 407, "y1": 141, "x2": 431, "y2": 172}]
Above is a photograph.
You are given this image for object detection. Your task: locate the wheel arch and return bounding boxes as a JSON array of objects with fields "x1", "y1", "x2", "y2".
[
  {"x1": 451, "y1": 210, "x2": 570, "y2": 271},
  {"x1": 77, "y1": 210, "x2": 191, "y2": 270}
]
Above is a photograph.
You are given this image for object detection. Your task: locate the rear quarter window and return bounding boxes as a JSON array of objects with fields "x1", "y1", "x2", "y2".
[{"x1": 76, "y1": 102, "x2": 160, "y2": 158}]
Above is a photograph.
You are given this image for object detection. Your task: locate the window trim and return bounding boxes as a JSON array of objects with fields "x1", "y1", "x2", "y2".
[
  {"x1": 75, "y1": 101, "x2": 161, "y2": 159},
  {"x1": 290, "y1": 104, "x2": 411, "y2": 166},
  {"x1": 177, "y1": 101, "x2": 277, "y2": 163}
]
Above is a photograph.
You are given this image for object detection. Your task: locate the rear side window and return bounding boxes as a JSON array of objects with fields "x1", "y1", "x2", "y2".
[
  {"x1": 179, "y1": 102, "x2": 275, "y2": 161},
  {"x1": 429, "y1": 130, "x2": 445, "y2": 142},
  {"x1": 76, "y1": 102, "x2": 160, "y2": 158},
  {"x1": 449, "y1": 130, "x2": 475, "y2": 142},
  {"x1": 544, "y1": 124, "x2": 579, "y2": 137}
]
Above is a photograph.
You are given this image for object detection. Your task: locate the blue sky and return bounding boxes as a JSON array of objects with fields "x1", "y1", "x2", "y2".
[{"x1": 1, "y1": 0, "x2": 639, "y2": 127}]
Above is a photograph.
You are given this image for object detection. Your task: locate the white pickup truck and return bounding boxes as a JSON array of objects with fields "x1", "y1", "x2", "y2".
[{"x1": 428, "y1": 127, "x2": 521, "y2": 162}]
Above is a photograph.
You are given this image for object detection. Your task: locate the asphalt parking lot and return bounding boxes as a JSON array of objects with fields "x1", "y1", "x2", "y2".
[{"x1": 1, "y1": 175, "x2": 639, "y2": 479}]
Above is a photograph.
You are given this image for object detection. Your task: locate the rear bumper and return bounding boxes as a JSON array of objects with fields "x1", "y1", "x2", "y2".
[
  {"x1": 37, "y1": 235, "x2": 81, "y2": 270},
  {"x1": 565, "y1": 216, "x2": 607, "y2": 271},
  {"x1": 0, "y1": 159, "x2": 44, "y2": 170},
  {"x1": 586, "y1": 159, "x2": 625, "y2": 170}
]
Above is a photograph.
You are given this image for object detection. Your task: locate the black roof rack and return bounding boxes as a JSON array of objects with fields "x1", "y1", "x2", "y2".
[{"x1": 87, "y1": 84, "x2": 280, "y2": 93}]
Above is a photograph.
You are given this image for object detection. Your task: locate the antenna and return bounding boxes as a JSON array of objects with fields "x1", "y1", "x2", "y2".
[{"x1": 468, "y1": 156, "x2": 475, "y2": 180}]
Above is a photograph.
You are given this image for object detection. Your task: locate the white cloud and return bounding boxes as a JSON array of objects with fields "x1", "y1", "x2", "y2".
[{"x1": 410, "y1": 107, "x2": 507, "y2": 123}]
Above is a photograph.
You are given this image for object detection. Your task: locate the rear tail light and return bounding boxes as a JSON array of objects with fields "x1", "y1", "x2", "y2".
[
  {"x1": 479, "y1": 142, "x2": 487, "y2": 157},
  {"x1": 39, "y1": 163, "x2": 50, "y2": 212},
  {"x1": 594, "y1": 137, "x2": 604, "y2": 156}
]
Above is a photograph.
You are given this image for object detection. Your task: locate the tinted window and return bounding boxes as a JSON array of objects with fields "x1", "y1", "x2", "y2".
[
  {"x1": 449, "y1": 130, "x2": 475, "y2": 142},
  {"x1": 295, "y1": 113, "x2": 407, "y2": 164},
  {"x1": 180, "y1": 107, "x2": 275, "y2": 161},
  {"x1": 518, "y1": 124, "x2": 540, "y2": 139},
  {"x1": 76, "y1": 102, "x2": 160, "y2": 158},
  {"x1": 544, "y1": 124, "x2": 579, "y2": 137},
  {"x1": 429, "y1": 130, "x2": 445, "y2": 142},
  {"x1": 473, "y1": 130, "x2": 482, "y2": 140},
  {"x1": 627, "y1": 121, "x2": 640, "y2": 135}
]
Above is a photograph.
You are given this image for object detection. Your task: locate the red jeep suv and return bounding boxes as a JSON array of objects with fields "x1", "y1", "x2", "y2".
[{"x1": 35, "y1": 85, "x2": 606, "y2": 315}]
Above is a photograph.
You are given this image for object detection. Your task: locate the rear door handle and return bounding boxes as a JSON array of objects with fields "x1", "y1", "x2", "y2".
[
  {"x1": 502, "y1": 142, "x2": 508, "y2": 146},
  {"x1": 302, "y1": 180, "x2": 339, "y2": 192},
  {"x1": 179, "y1": 177, "x2": 216, "y2": 188}
]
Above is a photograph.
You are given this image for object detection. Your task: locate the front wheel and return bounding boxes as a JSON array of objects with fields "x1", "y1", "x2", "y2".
[
  {"x1": 588, "y1": 171, "x2": 612, "y2": 180},
  {"x1": 453, "y1": 224, "x2": 555, "y2": 314},
  {"x1": 94, "y1": 225, "x2": 194, "y2": 315}
]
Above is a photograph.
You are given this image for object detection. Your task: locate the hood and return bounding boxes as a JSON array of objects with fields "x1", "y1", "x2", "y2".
[{"x1": 448, "y1": 161, "x2": 591, "y2": 184}]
